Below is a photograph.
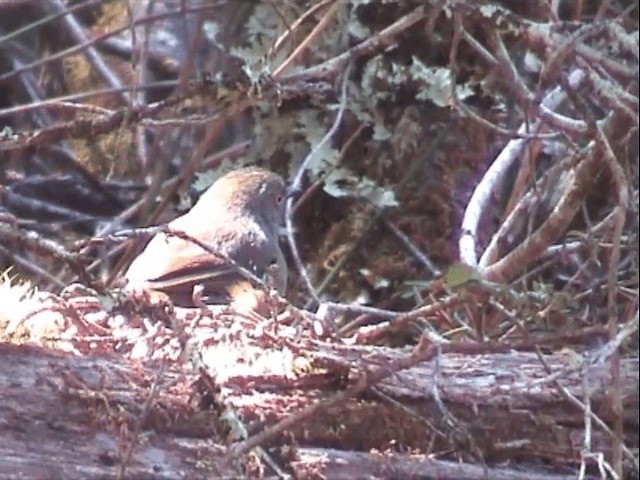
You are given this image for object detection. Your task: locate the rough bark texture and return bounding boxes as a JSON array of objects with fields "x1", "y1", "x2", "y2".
[
  {"x1": 1, "y1": 296, "x2": 637, "y2": 480},
  {"x1": 0, "y1": 1, "x2": 638, "y2": 477}
]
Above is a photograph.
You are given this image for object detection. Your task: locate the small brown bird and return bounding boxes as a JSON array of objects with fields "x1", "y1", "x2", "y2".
[{"x1": 124, "y1": 167, "x2": 287, "y2": 307}]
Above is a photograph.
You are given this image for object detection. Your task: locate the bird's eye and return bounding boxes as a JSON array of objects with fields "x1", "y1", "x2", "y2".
[{"x1": 275, "y1": 194, "x2": 283, "y2": 204}]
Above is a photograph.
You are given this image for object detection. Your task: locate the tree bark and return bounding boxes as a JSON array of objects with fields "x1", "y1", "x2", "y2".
[{"x1": 1, "y1": 329, "x2": 637, "y2": 479}]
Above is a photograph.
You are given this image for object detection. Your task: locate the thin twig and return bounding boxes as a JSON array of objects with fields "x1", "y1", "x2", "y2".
[
  {"x1": 48, "y1": 0, "x2": 130, "y2": 104},
  {"x1": 285, "y1": 62, "x2": 352, "y2": 305},
  {"x1": 268, "y1": 0, "x2": 333, "y2": 60},
  {"x1": 272, "y1": 0, "x2": 339, "y2": 78},
  {"x1": 0, "y1": 3, "x2": 222, "y2": 85},
  {"x1": 117, "y1": 364, "x2": 164, "y2": 479}
]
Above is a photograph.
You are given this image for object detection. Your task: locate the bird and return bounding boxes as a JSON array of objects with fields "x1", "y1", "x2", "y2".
[{"x1": 124, "y1": 167, "x2": 287, "y2": 308}]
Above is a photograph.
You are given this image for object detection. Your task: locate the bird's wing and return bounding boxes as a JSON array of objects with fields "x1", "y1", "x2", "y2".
[
  {"x1": 126, "y1": 226, "x2": 276, "y2": 295},
  {"x1": 144, "y1": 251, "x2": 244, "y2": 290}
]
